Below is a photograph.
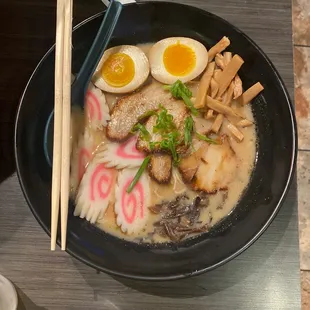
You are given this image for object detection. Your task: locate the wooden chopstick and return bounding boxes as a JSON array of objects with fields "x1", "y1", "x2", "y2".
[
  {"x1": 60, "y1": 0, "x2": 73, "y2": 251},
  {"x1": 51, "y1": 0, "x2": 65, "y2": 251},
  {"x1": 51, "y1": 0, "x2": 73, "y2": 251}
]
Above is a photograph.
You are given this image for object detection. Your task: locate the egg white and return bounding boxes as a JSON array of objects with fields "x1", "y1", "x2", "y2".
[
  {"x1": 92, "y1": 45, "x2": 150, "y2": 94},
  {"x1": 149, "y1": 37, "x2": 208, "y2": 84}
]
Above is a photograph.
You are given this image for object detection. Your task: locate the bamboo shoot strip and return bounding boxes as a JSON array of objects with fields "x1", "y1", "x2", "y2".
[
  {"x1": 223, "y1": 82, "x2": 235, "y2": 106},
  {"x1": 210, "y1": 78, "x2": 219, "y2": 99},
  {"x1": 233, "y1": 75, "x2": 243, "y2": 99},
  {"x1": 223, "y1": 52, "x2": 232, "y2": 66},
  {"x1": 217, "y1": 55, "x2": 244, "y2": 97},
  {"x1": 220, "y1": 52, "x2": 242, "y2": 99},
  {"x1": 205, "y1": 109, "x2": 214, "y2": 120},
  {"x1": 208, "y1": 36, "x2": 230, "y2": 62},
  {"x1": 194, "y1": 62, "x2": 215, "y2": 109},
  {"x1": 211, "y1": 82, "x2": 234, "y2": 133},
  {"x1": 227, "y1": 122, "x2": 244, "y2": 142},
  {"x1": 237, "y1": 119, "x2": 253, "y2": 128},
  {"x1": 206, "y1": 96, "x2": 242, "y2": 119},
  {"x1": 238, "y1": 82, "x2": 264, "y2": 105},
  {"x1": 211, "y1": 114, "x2": 224, "y2": 133}
]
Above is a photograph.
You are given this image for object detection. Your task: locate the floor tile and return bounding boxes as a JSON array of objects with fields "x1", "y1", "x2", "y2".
[
  {"x1": 294, "y1": 46, "x2": 310, "y2": 150},
  {"x1": 293, "y1": 0, "x2": 310, "y2": 46},
  {"x1": 301, "y1": 271, "x2": 310, "y2": 309},
  {"x1": 297, "y1": 151, "x2": 310, "y2": 270}
]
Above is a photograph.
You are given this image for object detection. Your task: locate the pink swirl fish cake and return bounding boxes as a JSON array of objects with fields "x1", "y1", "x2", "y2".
[
  {"x1": 70, "y1": 130, "x2": 95, "y2": 195},
  {"x1": 95, "y1": 135, "x2": 145, "y2": 169},
  {"x1": 114, "y1": 169, "x2": 150, "y2": 234},
  {"x1": 75, "y1": 161, "x2": 117, "y2": 224},
  {"x1": 85, "y1": 83, "x2": 110, "y2": 130}
]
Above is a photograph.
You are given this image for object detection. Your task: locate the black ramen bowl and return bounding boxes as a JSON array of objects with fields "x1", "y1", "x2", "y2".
[{"x1": 14, "y1": 1, "x2": 297, "y2": 280}]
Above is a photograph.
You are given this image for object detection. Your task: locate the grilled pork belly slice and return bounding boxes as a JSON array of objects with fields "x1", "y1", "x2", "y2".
[
  {"x1": 148, "y1": 154, "x2": 172, "y2": 184},
  {"x1": 106, "y1": 83, "x2": 172, "y2": 142},
  {"x1": 193, "y1": 139, "x2": 237, "y2": 193},
  {"x1": 179, "y1": 143, "x2": 209, "y2": 183},
  {"x1": 136, "y1": 99, "x2": 189, "y2": 153}
]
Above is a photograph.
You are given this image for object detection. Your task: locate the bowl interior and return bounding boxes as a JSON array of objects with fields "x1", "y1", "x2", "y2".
[{"x1": 15, "y1": 2, "x2": 296, "y2": 280}]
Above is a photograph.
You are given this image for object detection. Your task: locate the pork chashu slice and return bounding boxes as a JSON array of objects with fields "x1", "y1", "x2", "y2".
[
  {"x1": 106, "y1": 83, "x2": 173, "y2": 142},
  {"x1": 193, "y1": 139, "x2": 237, "y2": 193},
  {"x1": 136, "y1": 99, "x2": 189, "y2": 153},
  {"x1": 148, "y1": 154, "x2": 172, "y2": 184}
]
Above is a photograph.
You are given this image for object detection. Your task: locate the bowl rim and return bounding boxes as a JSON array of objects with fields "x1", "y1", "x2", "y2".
[{"x1": 14, "y1": 1, "x2": 297, "y2": 281}]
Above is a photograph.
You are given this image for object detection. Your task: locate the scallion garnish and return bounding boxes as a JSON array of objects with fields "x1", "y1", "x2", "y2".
[
  {"x1": 164, "y1": 80, "x2": 198, "y2": 115},
  {"x1": 159, "y1": 131, "x2": 181, "y2": 165},
  {"x1": 126, "y1": 156, "x2": 151, "y2": 193},
  {"x1": 131, "y1": 123, "x2": 151, "y2": 141},
  {"x1": 184, "y1": 116, "x2": 194, "y2": 146},
  {"x1": 138, "y1": 110, "x2": 158, "y2": 121},
  {"x1": 153, "y1": 105, "x2": 176, "y2": 134},
  {"x1": 195, "y1": 132, "x2": 218, "y2": 144}
]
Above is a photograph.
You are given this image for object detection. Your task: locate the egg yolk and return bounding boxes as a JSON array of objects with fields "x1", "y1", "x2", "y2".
[
  {"x1": 163, "y1": 43, "x2": 196, "y2": 76},
  {"x1": 101, "y1": 53, "x2": 135, "y2": 87}
]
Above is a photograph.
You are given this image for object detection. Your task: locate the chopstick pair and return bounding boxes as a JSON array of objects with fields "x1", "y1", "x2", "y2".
[{"x1": 51, "y1": 0, "x2": 74, "y2": 251}]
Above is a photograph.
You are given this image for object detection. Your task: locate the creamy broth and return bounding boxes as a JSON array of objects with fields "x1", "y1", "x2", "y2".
[
  {"x1": 70, "y1": 42, "x2": 257, "y2": 243},
  {"x1": 96, "y1": 113, "x2": 256, "y2": 243}
]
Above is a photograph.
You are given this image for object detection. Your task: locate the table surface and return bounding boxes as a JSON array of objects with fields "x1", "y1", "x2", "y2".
[{"x1": 0, "y1": 0, "x2": 301, "y2": 309}]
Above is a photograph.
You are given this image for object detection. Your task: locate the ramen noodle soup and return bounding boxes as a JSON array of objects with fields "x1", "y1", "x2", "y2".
[{"x1": 70, "y1": 37, "x2": 263, "y2": 243}]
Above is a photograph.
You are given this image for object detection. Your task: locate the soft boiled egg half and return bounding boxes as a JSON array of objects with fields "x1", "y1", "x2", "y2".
[
  {"x1": 93, "y1": 45, "x2": 150, "y2": 94},
  {"x1": 149, "y1": 37, "x2": 208, "y2": 84}
]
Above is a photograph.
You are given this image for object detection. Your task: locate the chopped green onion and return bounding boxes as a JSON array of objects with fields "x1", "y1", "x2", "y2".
[
  {"x1": 131, "y1": 123, "x2": 151, "y2": 141},
  {"x1": 138, "y1": 110, "x2": 158, "y2": 121},
  {"x1": 196, "y1": 132, "x2": 218, "y2": 144},
  {"x1": 184, "y1": 116, "x2": 194, "y2": 146},
  {"x1": 164, "y1": 80, "x2": 192, "y2": 98},
  {"x1": 181, "y1": 94, "x2": 198, "y2": 115},
  {"x1": 159, "y1": 131, "x2": 180, "y2": 165},
  {"x1": 153, "y1": 106, "x2": 176, "y2": 134},
  {"x1": 149, "y1": 141, "x2": 159, "y2": 151},
  {"x1": 164, "y1": 80, "x2": 198, "y2": 115},
  {"x1": 148, "y1": 132, "x2": 180, "y2": 165},
  {"x1": 126, "y1": 156, "x2": 151, "y2": 193}
]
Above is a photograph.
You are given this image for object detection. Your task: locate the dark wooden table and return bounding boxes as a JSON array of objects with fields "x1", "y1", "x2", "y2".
[{"x1": 0, "y1": 0, "x2": 301, "y2": 309}]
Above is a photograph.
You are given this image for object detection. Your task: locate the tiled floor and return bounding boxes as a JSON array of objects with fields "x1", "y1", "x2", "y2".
[{"x1": 293, "y1": 0, "x2": 310, "y2": 308}]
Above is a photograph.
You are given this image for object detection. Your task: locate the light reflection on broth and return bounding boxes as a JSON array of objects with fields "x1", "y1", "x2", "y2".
[{"x1": 70, "y1": 41, "x2": 258, "y2": 244}]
